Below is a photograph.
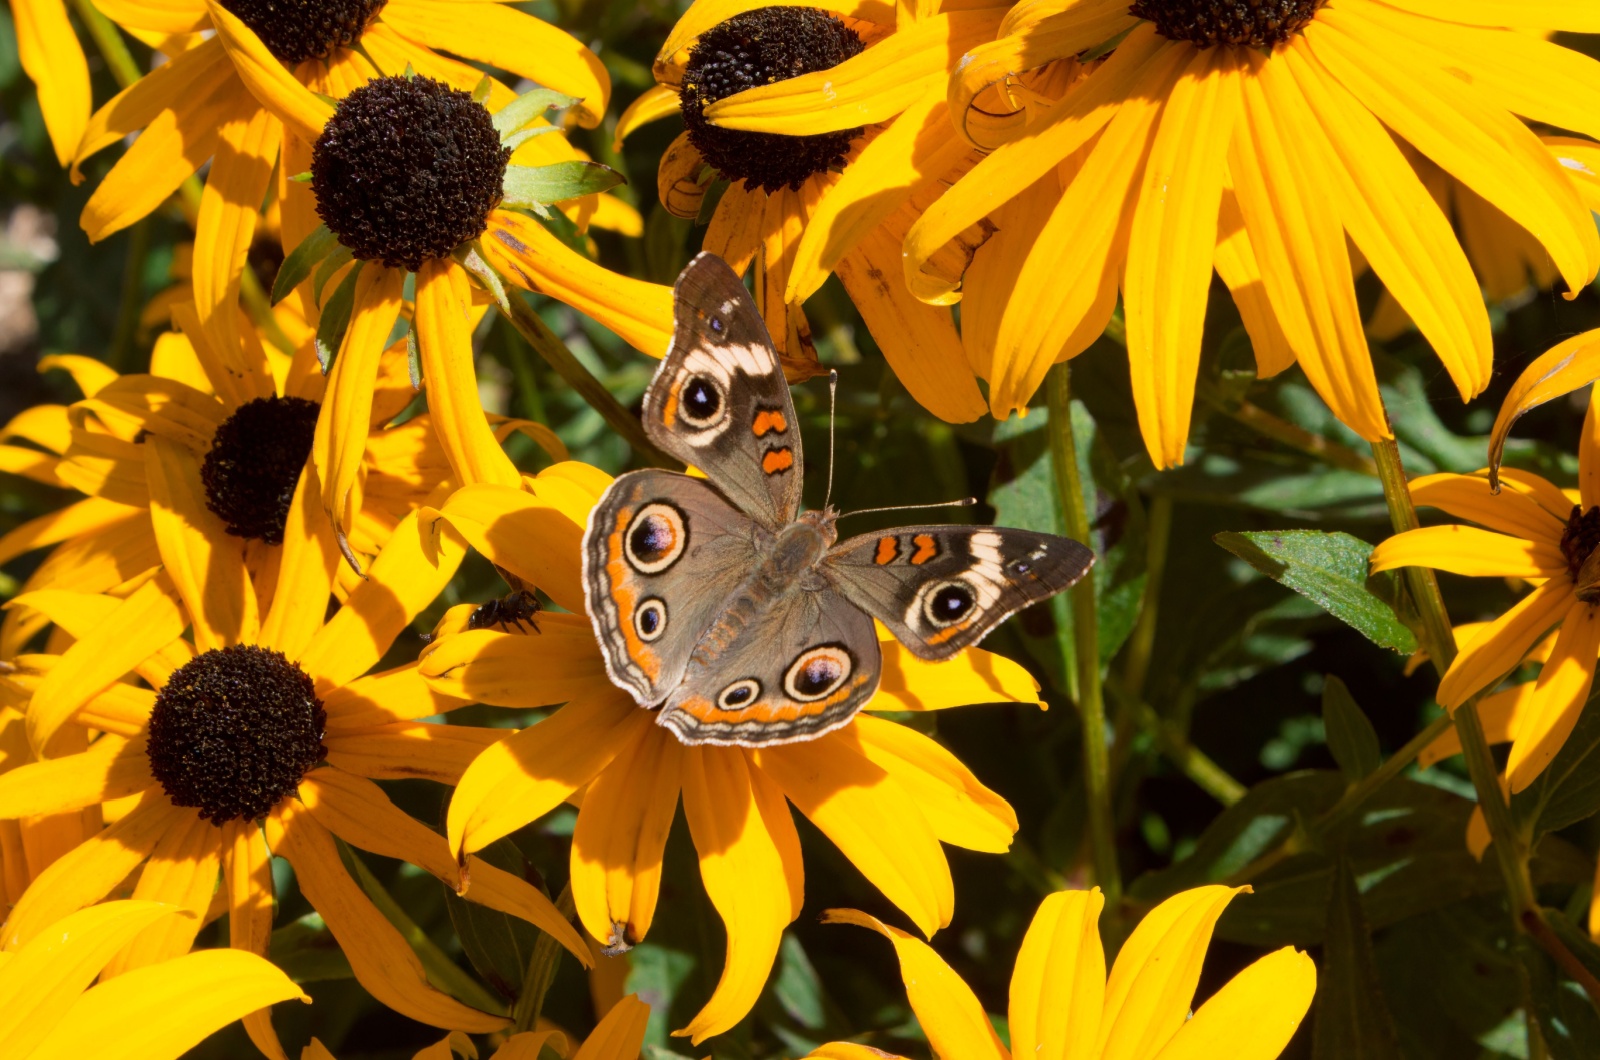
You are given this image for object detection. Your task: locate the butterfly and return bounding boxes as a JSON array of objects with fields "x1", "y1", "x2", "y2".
[{"x1": 581, "y1": 253, "x2": 1095, "y2": 747}]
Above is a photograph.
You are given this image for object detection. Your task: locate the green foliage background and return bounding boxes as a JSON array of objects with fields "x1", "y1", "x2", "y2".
[{"x1": 6, "y1": 4, "x2": 1600, "y2": 1058}]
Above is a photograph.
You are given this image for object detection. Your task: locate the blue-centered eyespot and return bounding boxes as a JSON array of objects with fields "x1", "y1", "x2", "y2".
[
  {"x1": 784, "y1": 644, "x2": 853, "y2": 702},
  {"x1": 624, "y1": 503, "x2": 688, "y2": 575},
  {"x1": 634, "y1": 598, "x2": 667, "y2": 642},
  {"x1": 717, "y1": 678, "x2": 761, "y2": 710}
]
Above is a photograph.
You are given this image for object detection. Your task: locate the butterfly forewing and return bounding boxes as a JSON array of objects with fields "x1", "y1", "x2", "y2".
[{"x1": 641, "y1": 252, "x2": 804, "y2": 530}]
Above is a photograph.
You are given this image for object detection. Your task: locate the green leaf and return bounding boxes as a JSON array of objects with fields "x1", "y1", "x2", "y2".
[
  {"x1": 312, "y1": 244, "x2": 355, "y2": 305},
  {"x1": 1513, "y1": 688, "x2": 1600, "y2": 839},
  {"x1": 441, "y1": 839, "x2": 544, "y2": 1002},
  {"x1": 502, "y1": 124, "x2": 560, "y2": 152},
  {"x1": 271, "y1": 223, "x2": 339, "y2": 305},
  {"x1": 1323, "y1": 675, "x2": 1382, "y2": 781},
  {"x1": 315, "y1": 260, "x2": 364, "y2": 374},
  {"x1": 627, "y1": 942, "x2": 697, "y2": 1048},
  {"x1": 471, "y1": 73, "x2": 492, "y2": 104},
  {"x1": 1313, "y1": 856, "x2": 1403, "y2": 1059},
  {"x1": 1520, "y1": 913, "x2": 1600, "y2": 1060},
  {"x1": 501, "y1": 161, "x2": 625, "y2": 210},
  {"x1": 771, "y1": 933, "x2": 826, "y2": 1030},
  {"x1": 492, "y1": 87, "x2": 579, "y2": 139},
  {"x1": 1213, "y1": 530, "x2": 1417, "y2": 653},
  {"x1": 269, "y1": 912, "x2": 354, "y2": 984}
]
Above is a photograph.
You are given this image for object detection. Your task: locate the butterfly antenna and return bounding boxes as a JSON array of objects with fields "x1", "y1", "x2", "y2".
[
  {"x1": 823, "y1": 369, "x2": 839, "y2": 510},
  {"x1": 839, "y1": 497, "x2": 977, "y2": 520}
]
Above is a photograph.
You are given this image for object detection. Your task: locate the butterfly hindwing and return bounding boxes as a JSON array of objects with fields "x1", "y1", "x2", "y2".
[
  {"x1": 580, "y1": 469, "x2": 762, "y2": 705},
  {"x1": 641, "y1": 252, "x2": 803, "y2": 530},
  {"x1": 823, "y1": 525, "x2": 1096, "y2": 661}
]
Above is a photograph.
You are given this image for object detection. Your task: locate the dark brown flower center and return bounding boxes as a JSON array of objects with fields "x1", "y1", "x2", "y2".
[
  {"x1": 1562, "y1": 505, "x2": 1600, "y2": 601},
  {"x1": 147, "y1": 645, "x2": 327, "y2": 825},
  {"x1": 312, "y1": 75, "x2": 510, "y2": 272},
  {"x1": 680, "y1": 7, "x2": 865, "y2": 194},
  {"x1": 1129, "y1": 0, "x2": 1324, "y2": 48},
  {"x1": 217, "y1": 0, "x2": 387, "y2": 64},
  {"x1": 201, "y1": 395, "x2": 320, "y2": 545}
]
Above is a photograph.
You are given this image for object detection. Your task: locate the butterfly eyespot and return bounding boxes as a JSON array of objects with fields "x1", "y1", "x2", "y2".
[
  {"x1": 717, "y1": 678, "x2": 761, "y2": 709},
  {"x1": 624, "y1": 503, "x2": 688, "y2": 574},
  {"x1": 633, "y1": 598, "x2": 667, "y2": 642},
  {"x1": 679, "y1": 375, "x2": 723, "y2": 427},
  {"x1": 784, "y1": 644, "x2": 853, "y2": 702},
  {"x1": 924, "y1": 580, "x2": 977, "y2": 628},
  {"x1": 1009, "y1": 559, "x2": 1031, "y2": 575},
  {"x1": 710, "y1": 317, "x2": 724, "y2": 333}
]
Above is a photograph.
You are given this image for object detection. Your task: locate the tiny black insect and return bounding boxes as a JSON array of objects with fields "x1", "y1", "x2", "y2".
[{"x1": 467, "y1": 589, "x2": 542, "y2": 633}]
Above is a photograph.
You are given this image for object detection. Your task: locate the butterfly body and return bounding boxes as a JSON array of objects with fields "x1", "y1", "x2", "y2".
[{"x1": 582, "y1": 253, "x2": 1095, "y2": 747}]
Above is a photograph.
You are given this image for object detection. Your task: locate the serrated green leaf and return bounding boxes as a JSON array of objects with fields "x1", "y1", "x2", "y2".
[
  {"x1": 1323, "y1": 675, "x2": 1382, "y2": 781},
  {"x1": 271, "y1": 223, "x2": 339, "y2": 305},
  {"x1": 1313, "y1": 856, "x2": 1403, "y2": 1059},
  {"x1": 1214, "y1": 530, "x2": 1417, "y2": 653},
  {"x1": 501, "y1": 161, "x2": 624, "y2": 209},
  {"x1": 492, "y1": 87, "x2": 579, "y2": 139},
  {"x1": 315, "y1": 260, "x2": 363, "y2": 374}
]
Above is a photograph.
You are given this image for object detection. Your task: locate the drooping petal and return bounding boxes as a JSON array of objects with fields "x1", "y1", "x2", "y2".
[
  {"x1": 852, "y1": 714, "x2": 1016, "y2": 853},
  {"x1": 103, "y1": 807, "x2": 222, "y2": 976},
  {"x1": 419, "y1": 618, "x2": 610, "y2": 708},
  {"x1": 91, "y1": 0, "x2": 209, "y2": 34},
  {"x1": 202, "y1": 0, "x2": 332, "y2": 142},
  {"x1": 425, "y1": 481, "x2": 596, "y2": 614},
  {"x1": 754, "y1": 727, "x2": 953, "y2": 937},
  {"x1": 1368, "y1": 525, "x2": 1565, "y2": 579},
  {"x1": 299, "y1": 769, "x2": 461, "y2": 886},
  {"x1": 1437, "y1": 580, "x2": 1573, "y2": 709},
  {"x1": 447, "y1": 689, "x2": 647, "y2": 858},
  {"x1": 1097, "y1": 885, "x2": 1245, "y2": 1060},
  {"x1": 323, "y1": 662, "x2": 470, "y2": 729},
  {"x1": 1506, "y1": 601, "x2": 1600, "y2": 793},
  {"x1": 572, "y1": 995, "x2": 651, "y2": 1060},
  {"x1": 1409, "y1": 473, "x2": 1567, "y2": 543},
  {"x1": 297, "y1": 509, "x2": 466, "y2": 688},
  {"x1": 571, "y1": 726, "x2": 683, "y2": 950},
  {"x1": 1149, "y1": 946, "x2": 1315, "y2": 1060},
  {"x1": 146, "y1": 435, "x2": 260, "y2": 651},
  {"x1": 259, "y1": 461, "x2": 341, "y2": 661},
  {"x1": 462, "y1": 854, "x2": 592, "y2": 967},
  {"x1": 271, "y1": 801, "x2": 507, "y2": 1031},
  {"x1": 1487, "y1": 330, "x2": 1600, "y2": 484},
  {"x1": 0, "y1": 734, "x2": 151, "y2": 818},
  {"x1": 1010, "y1": 888, "x2": 1106, "y2": 1060},
  {"x1": 1581, "y1": 399, "x2": 1600, "y2": 512},
  {"x1": 1420, "y1": 680, "x2": 1535, "y2": 766},
  {"x1": 675, "y1": 747, "x2": 801, "y2": 1043},
  {"x1": 14, "y1": 0, "x2": 90, "y2": 166},
  {"x1": 321, "y1": 721, "x2": 505, "y2": 785},
  {"x1": 1214, "y1": 189, "x2": 1295, "y2": 378},
  {"x1": 822, "y1": 908, "x2": 1008, "y2": 1060},
  {"x1": 614, "y1": 83, "x2": 681, "y2": 149},
  {"x1": 415, "y1": 259, "x2": 522, "y2": 489},
  {"x1": 226, "y1": 820, "x2": 286, "y2": 1060}
]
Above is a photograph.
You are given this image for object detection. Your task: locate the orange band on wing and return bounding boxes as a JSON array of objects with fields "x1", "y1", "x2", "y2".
[
  {"x1": 661, "y1": 384, "x2": 679, "y2": 429},
  {"x1": 873, "y1": 536, "x2": 899, "y2": 565},
  {"x1": 605, "y1": 506, "x2": 661, "y2": 681},
  {"x1": 762, "y1": 448, "x2": 794, "y2": 475},
  {"x1": 752, "y1": 409, "x2": 788, "y2": 437},
  {"x1": 910, "y1": 534, "x2": 938, "y2": 564}
]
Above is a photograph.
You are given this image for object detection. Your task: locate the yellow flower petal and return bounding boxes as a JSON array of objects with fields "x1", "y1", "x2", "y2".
[
  {"x1": 1421, "y1": 680, "x2": 1533, "y2": 766},
  {"x1": 1409, "y1": 473, "x2": 1567, "y2": 543},
  {"x1": 613, "y1": 83, "x2": 681, "y2": 150},
  {"x1": 675, "y1": 747, "x2": 800, "y2": 1043},
  {"x1": 1506, "y1": 601, "x2": 1600, "y2": 792},
  {"x1": 27, "y1": 946, "x2": 305, "y2": 1060},
  {"x1": 75, "y1": 36, "x2": 229, "y2": 172},
  {"x1": 485, "y1": 210, "x2": 674, "y2": 358},
  {"x1": 1487, "y1": 330, "x2": 1600, "y2": 484},
  {"x1": 0, "y1": 900, "x2": 182, "y2": 1057},
  {"x1": 259, "y1": 462, "x2": 341, "y2": 661},
  {"x1": 822, "y1": 908, "x2": 1007, "y2": 1060},
  {"x1": 573, "y1": 995, "x2": 651, "y2": 1060},
  {"x1": 705, "y1": 188, "x2": 764, "y2": 275},
  {"x1": 420, "y1": 620, "x2": 609, "y2": 708},
  {"x1": 0, "y1": 735, "x2": 150, "y2": 819},
  {"x1": 1010, "y1": 888, "x2": 1106, "y2": 1060},
  {"x1": 272, "y1": 801, "x2": 507, "y2": 1032},
  {"x1": 656, "y1": 130, "x2": 709, "y2": 220},
  {"x1": 1214, "y1": 190, "x2": 1295, "y2": 378},
  {"x1": 321, "y1": 722, "x2": 505, "y2": 785},
  {"x1": 426, "y1": 482, "x2": 593, "y2": 614},
  {"x1": 1124, "y1": 47, "x2": 1241, "y2": 469},
  {"x1": 299, "y1": 769, "x2": 461, "y2": 885},
  {"x1": 755, "y1": 728, "x2": 953, "y2": 937},
  {"x1": 0, "y1": 497, "x2": 144, "y2": 569},
  {"x1": 571, "y1": 726, "x2": 683, "y2": 951},
  {"x1": 314, "y1": 263, "x2": 406, "y2": 537},
  {"x1": 1381, "y1": 0, "x2": 1600, "y2": 29},
  {"x1": 225, "y1": 820, "x2": 286, "y2": 1060},
  {"x1": 146, "y1": 435, "x2": 260, "y2": 651},
  {"x1": 202, "y1": 0, "x2": 332, "y2": 143},
  {"x1": 491, "y1": 1030, "x2": 567, "y2": 1060},
  {"x1": 322, "y1": 663, "x2": 469, "y2": 730},
  {"x1": 23, "y1": 574, "x2": 186, "y2": 755},
  {"x1": 92, "y1": 0, "x2": 209, "y2": 34},
  {"x1": 447, "y1": 689, "x2": 646, "y2": 858},
  {"x1": 14, "y1": 0, "x2": 90, "y2": 166},
  {"x1": 1437, "y1": 579, "x2": 1573, "y2": 709},
  {"x1": 462, "y1": 854, "x2": 593, "y2": 969},
  {"x1": 382, "y1": 0, "x2": 609, "y2": 127},
  {"x1": 1370, "y1": 524, "x2": 1565, "y2": 580},
  {"x1": 1150, "y1": 946, "x2": 1315, "y2": 1060},
  {"x1": 852, "y1": 714, "x2": 1016, "y2": 853},
  {"x1": 805, "y1": 1046, "x2": 908, "y2": 1060},
  {"x1": 298, "y1": 509, "x2": 465, "y2": 688},
  {"x1": 103, "y1": 807, "x2": 221, "y2": 977},
  {"x1": 415, "y1": 259, "x2": 522, "y2": 489},
  {"x1": 1, "y1": 790, "x2": 187, "y2": 949},
  {"x1": 1098, "y1": 885, "x2": 1244, "y2": 1060}
]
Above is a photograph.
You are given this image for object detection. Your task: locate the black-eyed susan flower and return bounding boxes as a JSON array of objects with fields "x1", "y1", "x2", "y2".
[
  {"x1": 306, "y1": 993, "x2": 650, "y2": 1060},
  {"x1": 1371, "y1": 329, "x2": 1600, "y2": 793},
  {"x1": 10, "y1": 0, "x2": 91, "y2": 167},
  {"x1": 617, "y1": 1, "x2": 1005, "y2": 422},
  {"x1": 908, "y1": 0, "x2": 1600, "y2": 466},
  {"x1": 416, "y1": 466, "x2": 1044, "y2": 1042},
  {"x1": 811, "y1": 885, "x2": 1315, "y2": 1060},
  {"x1": 0, "y1": 899, "x2": 307, "y2": 1059},
  {"x1": 0, "y1": 481, "x2": 589, "y2": 1055}
]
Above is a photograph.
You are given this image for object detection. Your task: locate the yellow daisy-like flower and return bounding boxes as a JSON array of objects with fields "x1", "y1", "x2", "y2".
[
  {"x1": 0, "y1": 899, "x2": 307, "y2": 1060},
  {"x1": 10, "y1": 0, "x2": 91, "y2": 166},
  {"x1": 1371, "y1": 329, "x2": 1600, "y2": 792},
  {"x1": 416, "y1": 467, "x2": 1044, "y2": 1042},
  {"x1": 617, "y1": 0, "x2": 1007, "y2": 422},
  {"x1": 907, "y1": 0, "x2": 1600, "y2": 466},
  {"x1": 0, "y1": 482, "x2": 589, "y2": 1055},
  {"x1": 308, "y1": 993, "x2": 651, "y2": 1060},
  {"x1": 810, "y1": 885, "x2": 1315, "y2": 1060}
]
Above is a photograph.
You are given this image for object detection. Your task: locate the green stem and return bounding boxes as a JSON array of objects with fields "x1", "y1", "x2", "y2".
[
  {"x1": 511, "y1": 883, "x2": 575, "y2": 1032},
  {"x1": 1047, "y1": 362, "x2": 1120, "y2": 905},
  {"x1": 1105, "y1": 678, "x2": 1246, "y2": 806},
  {"x1": 1313, "y1": 713, "x2": 1453, "y2": 834},
  {"x1": 498, "y1": 292, "x2": 677, "y2": 468},
  {"x1": 108, "y1": 218, "x2": 150, "y2": 371},
  {"x1": 1121, "y1": 492, "x2": 1171, "y2": 700},
  {"x1": 68, "y1": 0, "x2": 140, "y2": 89}
]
